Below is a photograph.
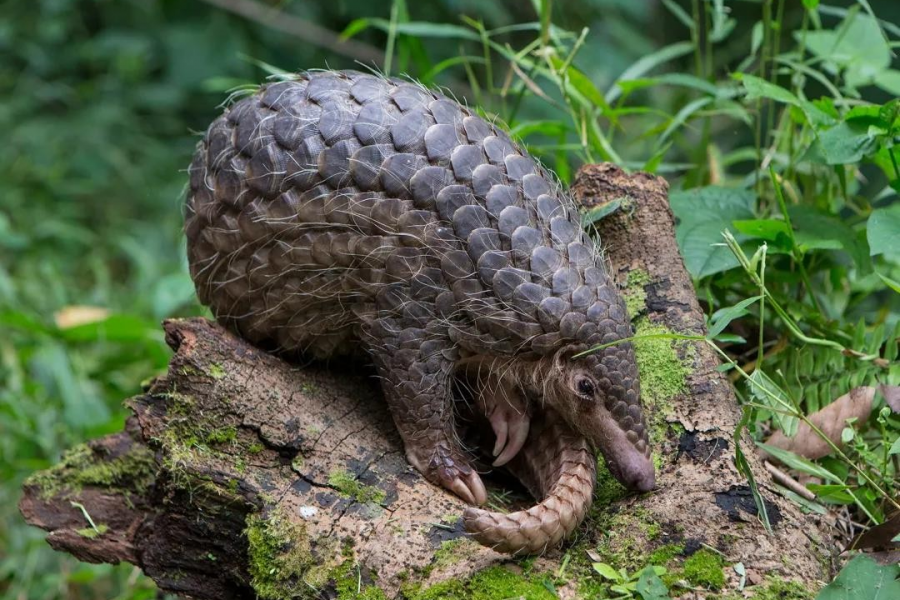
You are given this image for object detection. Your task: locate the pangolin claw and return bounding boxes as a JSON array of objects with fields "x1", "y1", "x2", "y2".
[{"x1": 489, "y1": 402, "x2": 530, "y2": 467}]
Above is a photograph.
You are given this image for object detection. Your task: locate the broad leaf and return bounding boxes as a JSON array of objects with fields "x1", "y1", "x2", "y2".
[
  {"x1": 868, "y1": 204, "x2": 900, "y2": 259},
  {"x1": 790, "y1": 206, "x2": 872, "y2": 273},
  {"x1": 636, "y1": 567, "x2": 670, "y2": 600},
  {"x1": 815, "y1": 554, "x2": 900, "y2": 600},
  {"x1": 801, "y1": 14, "x2": 891, "y2": 89},
  {"x1": 733, "y1": 219, "x2": 793, "y2": 248},
  {"x1": 815, "y1": 121, "x2": 879, "y2": 165},
  {"x1": 670, "y1": 186, "x2": 756, "y2": 278}
]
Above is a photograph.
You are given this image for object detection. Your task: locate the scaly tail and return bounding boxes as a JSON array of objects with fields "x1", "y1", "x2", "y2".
[{"x1": 463, "y1": 410, "x2": 596, "y2": 555}]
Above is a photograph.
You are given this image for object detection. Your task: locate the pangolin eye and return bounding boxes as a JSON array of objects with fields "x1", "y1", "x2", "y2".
[{"x1": 576, "y1": 377, "x2": 595, "y2": 398}]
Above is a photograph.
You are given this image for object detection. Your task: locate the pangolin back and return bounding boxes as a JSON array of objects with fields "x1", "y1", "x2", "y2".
[{"x1": 185, "y1": 70, "x2": 631, "y2": 365}]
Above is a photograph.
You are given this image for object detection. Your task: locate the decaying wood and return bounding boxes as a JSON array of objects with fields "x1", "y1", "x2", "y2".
[{"x1": 20, "y1": 164, "x2": 831, "y2": 599}]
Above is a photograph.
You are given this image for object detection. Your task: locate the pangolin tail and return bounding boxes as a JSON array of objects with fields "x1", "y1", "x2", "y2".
[{"x1": 463, "y1": 411, "x2": 596, "y2": 555}]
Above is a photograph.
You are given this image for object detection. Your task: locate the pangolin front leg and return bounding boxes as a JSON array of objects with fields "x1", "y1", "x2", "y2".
[
  {"x1": 365, "y1": 305, "x2": 487, "y2": 506},
  {"x1": 463, "y1": 408, "x2": 596, "y2": 555}
]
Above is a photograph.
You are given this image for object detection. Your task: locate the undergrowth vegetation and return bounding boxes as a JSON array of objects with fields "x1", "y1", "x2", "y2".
[{"x1": 1, "y1": 0, "x2": 898, "y2": 598}]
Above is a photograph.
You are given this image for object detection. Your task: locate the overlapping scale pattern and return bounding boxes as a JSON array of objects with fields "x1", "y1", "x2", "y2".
[
  {"x1": 463, "y1": 408, "x2": 596, "y2": 554},
  {"x1": 187, "y1": 69, "x2": 633, "y2": 359},
  {"x1": 185, "y1": 70, "x2": 649, "y2": 544}
]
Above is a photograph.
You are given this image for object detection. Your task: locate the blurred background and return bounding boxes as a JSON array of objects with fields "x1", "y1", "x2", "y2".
[{"x1": 2, "y1": 0, "x2": 899, "y2": 598}]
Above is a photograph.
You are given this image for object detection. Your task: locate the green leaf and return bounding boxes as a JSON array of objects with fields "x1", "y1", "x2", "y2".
[
  {"x1": 815, "y1": 554, "x2": 900, "y2": 600},
  {"x1": 342, "y1": 18, "x2": 481, "y2": 41},
  {"x1": 593, "y1": 563, "x2": 622, "y2": 581},
  {"x1": 802, "y1": 0, "x2": 820, "y2": 8},
  {"x1": 874, "y1": 69, "x2": 900, "y2": 95},
  {"x1": 790, "y1": 206, "x2": 872, "y2": 273},
  {"x1": 815, "y1": 121, "x2": 879, "y2": 165},
  {"x1": 608, "y1": 42, "x2": 694, "y2": 102},
  {"x1": 807, "y1": 484, "x2": 855, "y2": 504},
  {"x1": 879, "y1": 273, "x2": 900, "y2": 294},
  {"x1": 889, "y1": 436, "x2": 900, "y2": 455},
  {"x1": 736, "y1": 74, "x2": 835, "y2": 127},
  {"x1": 670, "y1": 186, "x2": 756, "y2": 278},
  {"x1": 708, "y1": 296, "x2": 761, "y2": 339},
  {"x1": 757, "y1": 444, "x2": 842, "y2": 484},
  {"x1": 549, "y1": 56, "x2": 611, "y2": 113},
  {"x1": 582, "y1": 199, "x2": 625, "y2": 226},
  {"x1": 732, "y1": 219, "x2": 793, "y2": 247},
  {"x1": 636, "y1": 567, "x2": 671, "y2": 600},
  {"x1": 622, "y1": 73, "x2": 723, "y2": 97},
  {"x1": 868, "y1": 204, "x2": 900, "y2": 259},
  {"x1": 749, "y1": 372, "x2": 799, "y2": 438},
  {"x1": 801, "y1": 14, "x2": 891, "y2": 89},
  {"x1": 660, "y1": 97, "x2": 714, "y2": 142},
  {"x1": 739, "y1": 74, "x2": 800, "y2": 105}
]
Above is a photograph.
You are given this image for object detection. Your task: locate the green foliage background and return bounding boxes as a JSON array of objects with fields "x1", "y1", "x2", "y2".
[{"x1": 1, "y1": 0, "x2": 898, "y2": 598}]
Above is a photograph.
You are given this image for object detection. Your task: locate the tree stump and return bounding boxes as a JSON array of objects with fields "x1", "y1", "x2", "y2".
[{"x1": 20, "y1": 164, "x2": 832, "y2": 599}]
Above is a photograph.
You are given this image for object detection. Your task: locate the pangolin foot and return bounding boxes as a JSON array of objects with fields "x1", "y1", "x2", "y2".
[{"x1": 410, "y1": 444, "x2": 488, "y2": 505}]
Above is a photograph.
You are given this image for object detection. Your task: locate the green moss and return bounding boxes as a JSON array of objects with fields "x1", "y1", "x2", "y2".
[
  {"x1": 25, "y1": 442, "x2": 156, "y2": 500},
  {"x1": 584, "y1": 493, "x2": 668, "y2": 574},
  {"x1": 76, "y1": 524, "x2": 109, "y2": 539},
  {"x1": 163, "y1": 391, "x2": 196, "y2": 416},
  {"x1": 682, "y1": 549, "x2": 726, "y2": 591},
  {"x1": 249, "y1": 442, "x2": 265, "y2": 454},
  {"x1": 593, "y1": 459, "x2": 628, "y2": 506},
  {"x1": 331, "y1": 562, "x2": 389, "y2": 600},
  {"x1": 647, "y1": 543, "x2": 684, "y2": 566},
  {"x1": 405, "y1": 566, "x2": 556, "y2": 600},
  {"x1": 205, "y1": 426, "x2": 237, "y2": 445},
  {"x1": 245, "y1": 507, "x2": 315, "y2": 599},
  {"x1": 622, "y1": 269, "x2": 652, "y2": 319},
  {"x1": 423, "y1": 539, "x2": 480, "y2": 576},
  {"x1": 631, "y1": 319, "x2": 693, "y2": 446},
  {"x1": 751, "y1": 577, "x2": 815, "y2": 600},
  {"x1": 717, "y1": 576, "x2": 815, "y2": 600},
  {"x1": 328, "y1": 469, "x2": 386, "y2": 505},
  {"x1": 208, "y1": 363, "x2": 226, "y2": 379}
]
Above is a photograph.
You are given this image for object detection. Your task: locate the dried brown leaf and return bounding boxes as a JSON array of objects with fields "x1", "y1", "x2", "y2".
[
  {"x1": 763, "y1": 386, "x2": 875, "y2": 461},
  {"x1": 848, "y1": 511, "x2": 900, "y2": 553}
]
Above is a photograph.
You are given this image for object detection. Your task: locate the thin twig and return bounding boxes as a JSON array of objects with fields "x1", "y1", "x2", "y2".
[
  {"x1": 764, "y1": 460, "x2": 815, "y2": 501},
  {"x1": 199, "y1": 0, "x2": 385, "y2": 66}
]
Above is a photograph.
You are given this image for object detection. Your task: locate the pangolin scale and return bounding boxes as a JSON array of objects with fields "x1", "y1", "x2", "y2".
[{"x1": 185, "y1": 69, "x2": 653, "y2": 555}]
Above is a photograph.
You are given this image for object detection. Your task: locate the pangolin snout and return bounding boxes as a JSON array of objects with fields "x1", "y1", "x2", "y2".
[
  {"x1": 586, "y1": 412, "x2": 656, "y2": 493},
  {"x1": 610, "y1": 450, "x2": 655, "y2": 492}
]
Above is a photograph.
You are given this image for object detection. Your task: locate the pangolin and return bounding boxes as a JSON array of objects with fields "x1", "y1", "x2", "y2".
[{"x1": 184, "y1": 69, "x2": 654, "y2": 554}]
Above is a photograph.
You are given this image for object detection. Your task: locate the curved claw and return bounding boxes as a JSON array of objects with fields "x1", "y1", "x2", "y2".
[
  {"x1": 421, "y1": 445, "x2": 489, "y2": 506},
  {"x1": 445, "y1": 468, "x2": 487, "y2": 505},
  {"x1": 490, "y1": 405, "x2": 531, "y2": 467},
  {"x1": 491, "y1": 414, "x2": 508, "y2": 457}
]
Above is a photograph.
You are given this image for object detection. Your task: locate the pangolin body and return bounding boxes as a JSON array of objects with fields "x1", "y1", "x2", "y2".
[{"x1": 185, "y1": 69, "x2": 653, "y2": 554}]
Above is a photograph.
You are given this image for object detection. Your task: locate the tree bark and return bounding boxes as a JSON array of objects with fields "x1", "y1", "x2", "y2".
[{"x1": 20, "y1": 164, "x2": 831, "y2": 599}]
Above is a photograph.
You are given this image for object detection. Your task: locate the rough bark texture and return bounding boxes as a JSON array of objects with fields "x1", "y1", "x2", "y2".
[{"x1": 20, "y1": 164, "x2": 831, "y2": 599}]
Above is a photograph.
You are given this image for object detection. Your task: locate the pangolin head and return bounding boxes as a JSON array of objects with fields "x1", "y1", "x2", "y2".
[{"x1": 531, "y1": 300, "x2": 655, "y2": 493}]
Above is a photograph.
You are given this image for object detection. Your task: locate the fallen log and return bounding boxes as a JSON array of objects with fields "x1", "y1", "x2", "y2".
[{"x1": 20, "y1": 164, "x2": 832, "y2": 599}]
